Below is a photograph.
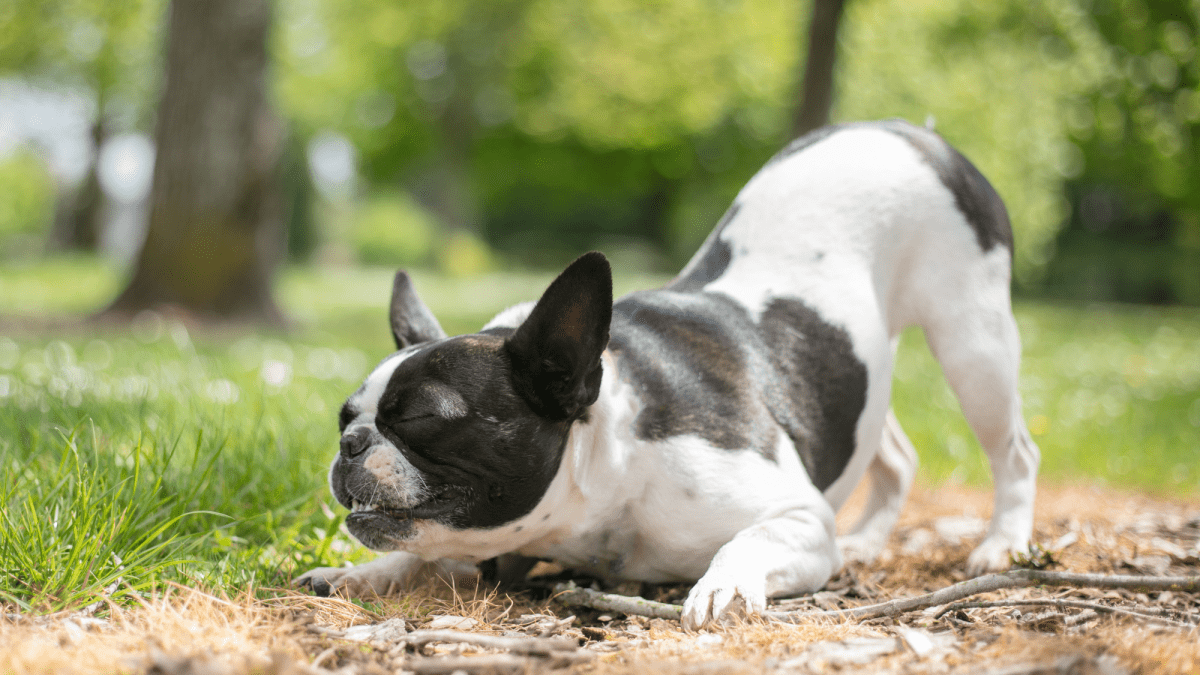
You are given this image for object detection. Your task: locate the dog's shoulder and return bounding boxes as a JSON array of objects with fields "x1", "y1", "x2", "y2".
[{"x1": 606, "y1": 289, "x2": 866, "y2": 491}]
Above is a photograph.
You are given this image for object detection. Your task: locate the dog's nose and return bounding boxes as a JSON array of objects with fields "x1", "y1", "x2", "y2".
[{"x1": 340, "y1": 430, "x2": 370, "y2": 458}]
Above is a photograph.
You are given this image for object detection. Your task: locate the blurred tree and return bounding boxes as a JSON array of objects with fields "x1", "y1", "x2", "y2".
[
  {"x1": 264, "y1": 0, "x2": 1198, "y2": 299},
  {"x1": 106, "y1": 0, "x2": 284, "y2": 322},
  {"x1": 0, "y1": 0, "x2": 162, "y2": 251},
  {"x1": 794, "y1": 0, "x2": 847, "y2": 137},
  {"x1": 1069, "y1": 0, "x2": 1199, "y2": 225},
  {"x1": 277, "y1": 0, "x2": 802, "y2": 268},
  {"x1": 1046, "y1": 0, "x2": 1200, "y2": 304}
]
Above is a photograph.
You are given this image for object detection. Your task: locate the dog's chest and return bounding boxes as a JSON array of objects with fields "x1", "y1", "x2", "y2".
[{"x1": 522, "y1": 409, "x2": 825, "y2": 582}]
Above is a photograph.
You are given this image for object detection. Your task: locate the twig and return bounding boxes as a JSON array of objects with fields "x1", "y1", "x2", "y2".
[
  {"x1": 933, "y1": 598, "x2": 1198, "y2": 628},
  {"x1": 553, "y1": 582, "x2": 682, "y2": 620},
  {"x1": 306, "y1": 625, "x2": 346, "y2": 637},
  {"x1": 536, "y1": 614, "x2": 575, "y2": 638},
  {"x1": 404, "y1": 652, "x2": 591, "y2": 674},
  {"x1": 772, "y1": 570, "x2": 1200, "y2": 622},
  {"x1": 1064, "y1": 609, "x2": 1098, "y2": 627},
  {"x1": 401, "y1": 629, "x2": 579, "y2": 655},
  {"x1": 555, "y1": 571, "x2": 1200, "y2": 624}
]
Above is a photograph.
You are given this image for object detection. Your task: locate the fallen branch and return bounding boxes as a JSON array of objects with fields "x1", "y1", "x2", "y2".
[
  {"x1": 399, "y1": 629, "x2": 579, "y2": 655},
  {"x1": 788, "y1": 570, "x2": 1200, "y2": 622},
  {"x1": 553, "y1": 582, "x2": 683, "y2": 620},
  {"x1": 554, "y1": 571, "x2": 1200, "y2": 625},
  {"x1": 933, "y1": 598, "x2": 1197, "y2": 628}
]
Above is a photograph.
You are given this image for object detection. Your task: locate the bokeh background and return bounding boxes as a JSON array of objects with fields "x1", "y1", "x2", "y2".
[{"x1": 2, "y1": 0, "x2": 1199, "y2": 304}]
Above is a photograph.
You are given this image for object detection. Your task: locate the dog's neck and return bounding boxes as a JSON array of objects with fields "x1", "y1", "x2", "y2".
[{"x1": 507, "y1": 350, "x2": 644, "y2": 552}]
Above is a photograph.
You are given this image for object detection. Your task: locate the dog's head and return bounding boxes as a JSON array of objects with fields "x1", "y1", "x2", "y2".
[{"x1": 329, "y1": 252, "x2": 612, "y2": 553}]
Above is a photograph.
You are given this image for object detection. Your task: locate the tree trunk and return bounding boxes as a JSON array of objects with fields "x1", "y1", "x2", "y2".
[
  {"x1": 106, "y1": 0, "x2": 283, "y2": 323},
  {"x1": 52, "y1": 118, "x2": 108, "y2": 252},
  {"x1": 793, "y1": 0, "x2": 847, "y2": 139}
]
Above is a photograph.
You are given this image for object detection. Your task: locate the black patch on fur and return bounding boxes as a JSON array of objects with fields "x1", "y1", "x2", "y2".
[
  {"x1": 758, "y1": 298, "x2": 868, "y2": 491},
  {"x1": 608, "y1": 292, "x2": 776, "y2": 454},
  {"x1": 338, "y1": 402, "x2": 357, "y2": 432},
  {"x1": 665, "y1": 203, "x2": 740, "y2": 292},
  {"x1": 608, "y1": 291, "x2": 867, "y2": 489},
  {"x1": 330, "y1": 334, "x2": 574, "y2": 541},
  {"x1": 876, "y1": 120, "x2": 1014, "y2": 254}
]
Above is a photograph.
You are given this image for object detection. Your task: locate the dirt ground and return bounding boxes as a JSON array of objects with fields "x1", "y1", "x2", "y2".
[{"x1": 3, "y1": 481, "x2": 1198, "y2": 675}]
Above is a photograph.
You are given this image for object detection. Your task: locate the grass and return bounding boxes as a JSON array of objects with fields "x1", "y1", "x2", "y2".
[{"x1": 1, "y1": 256, "x2": 1199, "y2": 615}]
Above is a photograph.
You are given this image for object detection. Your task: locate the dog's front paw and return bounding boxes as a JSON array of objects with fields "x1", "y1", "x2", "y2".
[
  {"x1": 294, "y1": 566, "x2": 353, "y2": 597},
  {"x1": 966, "y1": 535, "x2": 1025, "y2": 576},
  {"x1": 681, "y1": 573, "x2": 767, "y2": 631},
  {"x1": 294, "y1": 565, "x2": 390, "y2": 598},
  {"x1": 294, "y1": 551, "x2": 426, "y2": 598}
]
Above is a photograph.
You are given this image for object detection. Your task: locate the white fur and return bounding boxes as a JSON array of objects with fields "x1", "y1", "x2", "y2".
[{"x1": 299, "y1": 125, "x2": 1040, "y2": 628}]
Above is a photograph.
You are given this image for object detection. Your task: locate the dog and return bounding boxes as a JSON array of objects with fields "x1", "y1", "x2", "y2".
[{"x1": 295, "y1": 119, "x2": 1041, "y2": 629}]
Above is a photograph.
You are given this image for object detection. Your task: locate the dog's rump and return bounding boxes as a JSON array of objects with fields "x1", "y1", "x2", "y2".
[
  {"x1": 660, "y1": 119, "x2": 1019, "y2": 508},
  {"x1": 672, "y1": 119, "x2": 1013, "y2": 333}
]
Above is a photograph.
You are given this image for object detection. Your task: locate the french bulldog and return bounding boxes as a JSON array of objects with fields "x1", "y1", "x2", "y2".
[{"x1": 296, "y1": 119, "x2": 1041, "y2": 629}]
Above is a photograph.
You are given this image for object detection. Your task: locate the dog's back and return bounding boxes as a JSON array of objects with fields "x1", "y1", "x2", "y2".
[{"x1": 609, "y1": 119, "x2": 1037, "y2": 578}]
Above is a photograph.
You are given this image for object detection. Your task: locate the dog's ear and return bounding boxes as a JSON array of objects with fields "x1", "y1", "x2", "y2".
[
  {"x1": 390, "y1": 271, "x2": 447, "y2": 349},
  {"x1": 506, "y1": 252, "x2": 613, "y2": 420}
]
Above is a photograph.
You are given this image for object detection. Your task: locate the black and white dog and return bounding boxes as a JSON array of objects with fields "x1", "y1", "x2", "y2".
[{"x1": 296, "y1": 120, "x2": 1041, "y2": 629}]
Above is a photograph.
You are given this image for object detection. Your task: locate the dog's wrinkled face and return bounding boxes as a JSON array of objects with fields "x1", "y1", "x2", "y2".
[{"x1": 330, "y1": 253, "x2": 612, "y2": 552}]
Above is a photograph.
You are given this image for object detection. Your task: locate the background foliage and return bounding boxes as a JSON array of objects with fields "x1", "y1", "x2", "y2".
[{"x1": 2, "y1": 0, "x2": 1198, "y2": 299}]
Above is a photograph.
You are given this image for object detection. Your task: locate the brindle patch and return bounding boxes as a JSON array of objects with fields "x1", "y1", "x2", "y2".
[{"x1": 608, "y1": 291, "x2": 867, "y2": 489}]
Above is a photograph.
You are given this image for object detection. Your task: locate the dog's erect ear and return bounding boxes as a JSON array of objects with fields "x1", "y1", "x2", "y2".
[
  {"x1": 506, "y1": 252, "x2": 613, "y2": 420},
  {"x1": 390, "y1": 271, "x2": 447, "y2": 350}
]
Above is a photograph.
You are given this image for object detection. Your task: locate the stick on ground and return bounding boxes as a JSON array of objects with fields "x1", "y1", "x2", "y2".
[
  {"x1": 554, "y1": 571, "x2": 1200, "y2": 624},
  {"x1": 933, "y1": 598, "x2": 1198, "y2": 628},
  {"x1": 790, "y1": 570, "x2": 1200, "y2": 622},
  {"x1": 553, "y1": 582, "x2": 683, "y2": 620},
  {"x1": 399, "y1": 629, "x2": 579, "y2": 655}
]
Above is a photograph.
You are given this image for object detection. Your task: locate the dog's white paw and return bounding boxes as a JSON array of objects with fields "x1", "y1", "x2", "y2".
[
  {"x1": 294, "y1": 551, "x2": 427, "y2": 598},
  {"x1": 681, "y1": 572, "x2": 767, "y2": 631},
  {"x1": 836, "y1": 533, "x2": 887, "y2": 564},
  {"x1": 294, "y1": 565, "x2": 392, "y2": 598},
  {"x1": 966, "y1": 535, "x2": 1024, "y2": 577}
]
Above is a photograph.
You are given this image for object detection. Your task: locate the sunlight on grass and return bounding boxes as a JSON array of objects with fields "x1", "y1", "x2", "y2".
[
  {"x1": 2, "y1": 257, "x2": 1199, "y2": 612},
  {"x1": 893, "y1": 302, "x2": 1200, "y2": 492}
]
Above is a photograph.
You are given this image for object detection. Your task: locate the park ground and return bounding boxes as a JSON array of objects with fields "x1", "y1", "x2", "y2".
[
  {"x1": 1, "y1": 260, "x2": 1199, "y2": 673},
  {"x1": 2, "y1": 481, "x2": 1198, "y2": 674}
]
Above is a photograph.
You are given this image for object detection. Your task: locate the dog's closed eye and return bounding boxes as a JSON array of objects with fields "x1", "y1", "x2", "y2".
[{"x1": 414, "y1": 382, "x2": 469, "y2": 420}]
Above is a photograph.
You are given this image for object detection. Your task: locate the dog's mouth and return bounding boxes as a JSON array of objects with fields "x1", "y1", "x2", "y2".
[
  {"x1": 343, "y1": 490, "x2": 463, "y2": 550},
  {"x1": 348, "y1": 498, "x2": 452, "y2": 521},
  {"x1": 346, "y1": 485, "x2": 462, "y2": 523}
]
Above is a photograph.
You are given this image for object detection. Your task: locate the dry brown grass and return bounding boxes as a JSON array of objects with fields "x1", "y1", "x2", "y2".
[{"x1": 3, "y1": 481, "x2": 1198, "y2": 675}]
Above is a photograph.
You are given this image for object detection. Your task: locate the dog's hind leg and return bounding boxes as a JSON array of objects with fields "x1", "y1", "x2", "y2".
[
  {"x1": 837, "y1": 409, "x2": 918, "y2": 563},
  {"x1": 919, "y1": 257, "x2": 1041, "y2": 576}
]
